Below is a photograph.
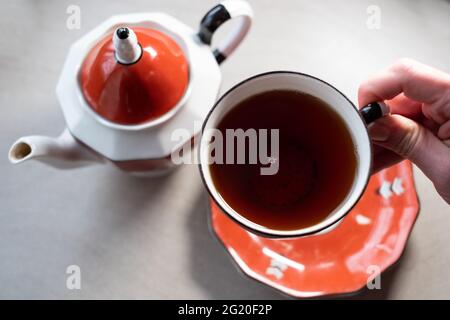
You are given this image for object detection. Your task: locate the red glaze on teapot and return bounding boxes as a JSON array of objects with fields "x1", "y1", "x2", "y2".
[{"x1": 80, "y1": 27, "x2": 189, "y2": 125}]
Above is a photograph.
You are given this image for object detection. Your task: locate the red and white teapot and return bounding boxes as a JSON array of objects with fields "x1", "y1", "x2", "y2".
[{"x1": 8, "y1": 1, "x2": 252, "y2": 176}]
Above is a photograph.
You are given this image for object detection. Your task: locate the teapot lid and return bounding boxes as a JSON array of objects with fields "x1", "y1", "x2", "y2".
[{"x1": 80, "y1": 27, "x2": 189, "y2": 126}]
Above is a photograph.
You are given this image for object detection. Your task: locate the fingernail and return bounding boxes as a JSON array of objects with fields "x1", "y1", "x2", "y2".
[{"x1": 368, "y1": 122, "x2": 391, "y2": 142}]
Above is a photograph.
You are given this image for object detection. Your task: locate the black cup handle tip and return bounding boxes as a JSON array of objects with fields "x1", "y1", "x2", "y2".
[{"x1": 360, "y1": 101, "x2": 390, "y2": 125}]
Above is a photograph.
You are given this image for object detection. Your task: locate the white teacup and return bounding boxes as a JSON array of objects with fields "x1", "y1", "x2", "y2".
[{"x1": 199, "y1": 71, "x2": 389, "y2": 238}]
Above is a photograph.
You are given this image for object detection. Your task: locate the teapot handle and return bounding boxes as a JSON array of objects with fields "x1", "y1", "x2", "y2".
[{"x1": 198, "y1": 0, "x2": 253, "y2": 64}]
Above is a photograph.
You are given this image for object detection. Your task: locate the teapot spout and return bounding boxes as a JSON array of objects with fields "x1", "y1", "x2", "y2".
[{"x1": 8, "y1": 129, "x2": 103, "y2": 169}]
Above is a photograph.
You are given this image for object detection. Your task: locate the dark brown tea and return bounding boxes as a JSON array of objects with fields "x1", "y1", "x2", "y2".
[{"x1": 209, "y1": 90, "x2": 357, "y2": 231}]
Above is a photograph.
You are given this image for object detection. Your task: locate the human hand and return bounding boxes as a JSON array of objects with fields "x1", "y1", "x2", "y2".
[{"x1": 358, "y1": 58, "x2": 450, "y2": 204}]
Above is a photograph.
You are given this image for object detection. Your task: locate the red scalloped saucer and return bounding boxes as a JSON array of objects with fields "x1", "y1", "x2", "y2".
[{"x1": 210, "y1": 161, "x2": 419, "y2": 298}]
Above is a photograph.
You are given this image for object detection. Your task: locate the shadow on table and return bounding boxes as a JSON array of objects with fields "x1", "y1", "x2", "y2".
[
  {"x1": 186, "y1": 191, "x2": 410, "y2": 300},
  {"x1": 186, "y1": 192, "x2": 285, "y2": 299}
]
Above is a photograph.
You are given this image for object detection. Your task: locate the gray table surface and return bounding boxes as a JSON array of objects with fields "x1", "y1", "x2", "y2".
[{"x1": 1, "y1": 0, "x2": 449, "y2": 299}]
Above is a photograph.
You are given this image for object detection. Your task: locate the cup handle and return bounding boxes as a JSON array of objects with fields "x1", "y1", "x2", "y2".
[
  {"x1": 198, "y1": 0, "x2": 253, "y2": 64},
  {"x1": 360, "y1": 102, "x2": 390, "y2": 125}
]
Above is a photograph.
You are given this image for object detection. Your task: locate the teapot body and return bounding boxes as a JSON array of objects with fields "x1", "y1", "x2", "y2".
[{"x1": 58, "y1": 13, "x2": 221, "y2": 175}]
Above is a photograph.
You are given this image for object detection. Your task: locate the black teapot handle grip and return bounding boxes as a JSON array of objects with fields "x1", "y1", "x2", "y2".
[{"x1": 198, "y1": 0, "x2": 253, "y2": 64}]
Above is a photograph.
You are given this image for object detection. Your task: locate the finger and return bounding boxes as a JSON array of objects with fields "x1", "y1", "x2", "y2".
[
  {"x1": 373, "y1": 93, "x2": 440, "y2": 133},
  {"x1": 368, "y1": 114, "x2": 450, "y2": 185},
  {"x1": 386, "y1": 93, "x2": 422, "y2": 120},
  {"x1": 423, "y1": 99, "x2": 450, "y2": 125},
  {"x1": 444, "y1": 139, "x2": 450, "y2": 147},
  {"x1": 358, "y1": 58, "x2": 450, "y2": 107},
  {"x1": 372, "y1": 144, "x2": 389, "y2": 156},
  {"x1": 371, "y1": 147, "x2": 403, "y2": 173},
  {"x1": 438, "y1": 120, "x2": 450, "y2": 140},
  {"x1": 387, "y1": 93, "x2": 443, "y2": 132},
  {"x1": 421, "y1": 117, "x2": 441, "y2": 134}
]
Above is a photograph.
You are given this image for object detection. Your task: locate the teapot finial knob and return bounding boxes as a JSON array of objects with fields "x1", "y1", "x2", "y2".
[
  {"x1": 116, "y1": 27, "x2": 129, "y2": 40},
  {"x1": 113, "y1": 27, "x2": 142, "y2": 65}
]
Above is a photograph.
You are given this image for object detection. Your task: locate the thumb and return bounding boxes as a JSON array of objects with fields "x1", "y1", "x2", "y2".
[{"x1": 368, "y1": 114, "x2": 450, "y2": 183}]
